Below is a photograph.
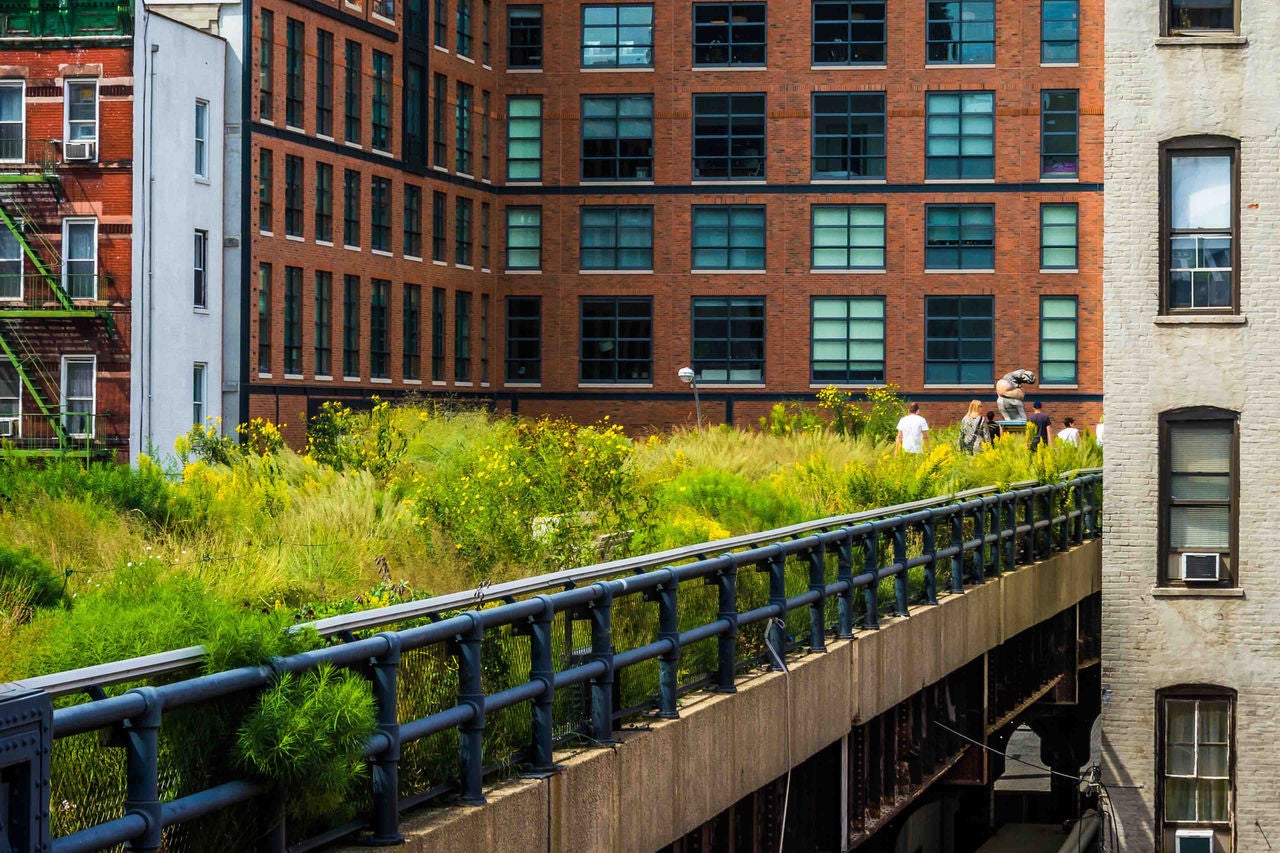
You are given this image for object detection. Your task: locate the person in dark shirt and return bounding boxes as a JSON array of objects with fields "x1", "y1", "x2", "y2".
[{"x1": 1028, "y1": 401, "x2": 1052, "y2": 450}]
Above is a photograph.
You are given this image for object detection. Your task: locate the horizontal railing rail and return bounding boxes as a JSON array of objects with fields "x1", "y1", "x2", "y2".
[{"x1": 16, "y1": 472, "x2": 1101, "y2": 853}]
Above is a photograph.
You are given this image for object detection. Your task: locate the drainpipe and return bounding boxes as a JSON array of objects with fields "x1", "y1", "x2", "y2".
[{"x1": 146, "y1": 34, "x2": 158, "y2": 449}]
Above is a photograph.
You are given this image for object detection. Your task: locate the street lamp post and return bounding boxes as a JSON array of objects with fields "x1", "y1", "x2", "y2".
[{"x1": 678, "y1": 366, "x2": 702, "y2": 428}]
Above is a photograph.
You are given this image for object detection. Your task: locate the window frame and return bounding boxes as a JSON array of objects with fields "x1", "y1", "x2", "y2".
[
  {"x1": 193, "y1": 229, "x2": 208, "y2": 309},
  {"x1": 345, "y1": 40, "x2": 362, "y2": 145},
  {"x1": 926, "y1": 0, "x2": 994, "y2": 65},
  {"x1": 507, "y1": 5, "x2": 544, "y2": 69},
  {"x1": 404, "y1": 283, "x2": 422, "y2": 380},
  {"x1": 923, "y1": 295, "x2": 995, "y2": 386},
  {"x1": 692, "y1": 92, "x2": 766, "y2": 181},
  {"x1": 432, "y1": 191, "x2": 447, "y2": 261},
  {"x1": 259, "y1": 10, "x2": 274, "y2": 122},
  {"x1": 581, "y1": 94, "x2": 654, "y2": 182},
  {"x1": 457, "y1": 0, "x2": 474, "y2": 57},
  {"x1": 811, "y1": 204, "x2": 886, "y2": 271},
  {"x1": 432, "y1": 286, "x2": 446, "y2": 381},
  {"x1": 580, "y1": 205, "x2": 654, "y2": 271},
  {"x1": 455, "y1": 196, "x2": 473, "y2": 266},
  {"x1": 456, "y1": 81, "x2": 474, "y2": 174},
  {"x1": 812, "y1": 0, "x2": 886, "y2": 66},
  {"x1": 692, "y1": 2, "x2": 767, "y2": 67},
  {"x1": 404, "y1": 184, "x2": 423, "y2": 258},
  {"x1": 258, "y1": 149, "x2": 273, "y2": 232},
  {"x1": 925, "y1": 91, "x2": 995, "y2": 181},
  {"x1": 1161, "y1": 0, "x2": 1240, "y2": 36},
  {"x1": 1156, "y1": 685, "x2": 1236, "y2": 845},
  {"x1": 505, "y1": 205, "x2": 542, "y2": 271},
  {"x1": 691, "y1": 205, "x2": 766, "y2": 271},
  {"x1": 63, "y1": 78, "x2": 99, "y2": 156},
  {"x1": 691, "y1": 295, "x2": 766, "y2": 384},
  {"x1": 579, "y1": 295, "x2": 653, "y2": 384},
  {"x1": 258, "y1": 264, "x2": 272, "y2": 374},
  {"x1": 194, "y1": 99, "x2": 209, "y2": 179},
  {"x1": 925, "y1": 203, "x2": 995, "y2": 270},
  {"x1": 315, "y1": 270, "x2": 332, "y2": 377},
  {"x1": 0, "y1": 80, "x2": 25, "y2": 164},
  {"x1": 1040, "y1": 203, "x2": 1079, "y2": 271},
  {"x1": 192, "y1": 362, "x2": 206, "y2": 426},
  {"x1": 1158, "y1": 408, "x2": 1239, "y2": 588},
  {"x1": 505, "y1": 295, "x2": 542, "y2": 383},
  {"x1": 455, "y1": 290, "x2": 473, "y2": 381},
  {"x1": 506, "y1": 95, "x2": 543, "y2": 182},
  {"x1": 582, "y1": 4, "x2": 655, "y2": 69},
  {"x1": 810, "y1": 295, "x2": 886, "y2": 385},
  {"x1": 343, "y1": 274, "x2": 361, "y2": 379},
  {"x1": 1159, "y1": 136, "x2": 1241, "y2": 316},
  {"x1": 371, "y1": 176, "x2": 392, "y2": 252},
  {"x1": 0, "y1": 221, "x2": 22, "y2": 301},
  {"x1": 316, "y1": 29, "x2": 335, "y2": 137},
  {"x1": 432, "y1": 73, "x2": 448, "y2": 168},
  {"x1": 343, "y1": 169, "x2": 361, "y2": 248},
  {"x1": 285, "y1": 18, "x2": 304, "y2": 129},
  {"x1": 284, "y1": 154, "x2": 303, "y2": 237},
  {"x1": 60, "y1": 355, "x2": 96, "y2": 439},
  {"x1": 372, "y1": 51, "x2": 392, "y2": 152},
  {"x1": 283, "y1": 265, "x2": 303, "y2": 375},
  {"x1": 61, "y1": 216, "x2": 98, "y2": 300},
  {"x1": 1038, "y1": 295, "x2": 1078, "y2": 386},
  {"x1": 315, "y1": 162, "x2": 333, "y2": 242},
  {"x1": 370, "y1": 278, "x2": 390, "y2": 379},
  {"x1": 811, "y1": 92, "x2": 886, "y2": 181},
  {"x1": 1040, "y1": 89, "x2": 1079, "y2": 179},
  {"x1": 1041, "y1": 0, "x2": 1080, "y2": 63}
]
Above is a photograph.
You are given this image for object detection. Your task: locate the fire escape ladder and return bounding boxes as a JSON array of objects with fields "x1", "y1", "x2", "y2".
[
  {"x1": 0, "y1": 320, "x2": 68, "y2": 445},
  {"x1": 0, "y1": 191, "x2": 69, "y2": 309}
]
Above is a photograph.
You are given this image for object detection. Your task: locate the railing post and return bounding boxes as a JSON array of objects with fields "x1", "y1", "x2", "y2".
[
  {"x1": 369, "y1": 632, "x2": 403, "y2": 845},
  {"x1": 891, "y1": 524, "x2": 909, "y2": 616},
  {"x1": 767, "y1": 550, "x2": 788, "y2": 667},
  {"x1": 657, "y1": 571, "x2": 680, "y2": 718},
  {"x1": 1004, "y1": 494, "x2": 1019, "y2": 569},
  {"x1": 921, "y1": 512, "x2": 938, "y2": 605},
  {"x1": 836, "y1": 534, "x2": 855, "y2": 637},
  {"x1": 862, "y1": 534, "x2": 880, "y2": 630},
  {"x1": 457, "y1": 612, "x2": 486, "y2": 805},
  {"x1": 972, "y1": 499, "x2": 988, "y2": 580},
  {"x1": 123, "y1": 686, "x2": 163, "y2": 852},
  {"x1": 950, "y1": 508, "x2": 965, "y2": 593},
  {"x1": 985, "y1": 497, "x2": 1002, "y2": 577},
  {"x1": 1072, "y1": 481, "x2": 1085, "y2": 545},
  {"x1": 1087, "y1": 476, "x2": 1101, "y2": 538},
  {"x1": 1056, "y1": 484, "x2": 1071, "y2": 553},
  {"x1": 1026, "y1": 488, "x2": 1039, "y2": 562},
  {"x1": 806, "y1": 543, "x2": 828, "y2": 651},
  {"x1": 714, "y1": 556, "x2": 739, "y2": 692},
  {"x1": 588, "y1": 583, "x2": 617, "y2": 742},
  {"x1": 529, "y1": 595, "x2": 557, "y2": 770}
]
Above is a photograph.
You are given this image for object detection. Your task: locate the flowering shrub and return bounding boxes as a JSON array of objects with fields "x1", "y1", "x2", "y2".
[
  {"x1": 239, "y1": 418, "x2": 286, "y2": 456},
  {"x1": 306, "y1": 399, "x2": 406, "y2": 478}
]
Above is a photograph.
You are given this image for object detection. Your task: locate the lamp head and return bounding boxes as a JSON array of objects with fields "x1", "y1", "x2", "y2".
[{"x1": 677, "y1": 367, "x2": 695, "y2": 384}]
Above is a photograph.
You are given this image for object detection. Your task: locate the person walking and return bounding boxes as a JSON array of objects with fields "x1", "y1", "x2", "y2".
[
  {"x1": 1058, "y1": 417, "x2": 1080, "y2": 445},
  {"x1": 895, "y1": 402, "x2": 930, "y2": 455},
  {"x1": 1028, "y1": 401, "x2": 1053, "y2": 450},
  {"x1": 1094, "y1": 413, "x2": 1105, "y2": 446},
  {"x1": 959, "y1": 400, "x2": 985, "y2": 454},
  {"x1": 984, "y1": 410, "x2": 1003, "y2": 446}
]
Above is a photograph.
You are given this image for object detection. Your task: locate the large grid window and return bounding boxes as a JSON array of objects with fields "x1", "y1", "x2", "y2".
[
  {"x1": 1040, "y1": 204, "x2": 1078, "y2": 270},
  {"x1": 692, "y1": 296, "x2": 765, "y2": 383},
  {"x1": 404, "y1": 284, "x2": 422, "y2": 380},
  {"x1": 812, "y1": 205, "x2": 885, "y2": 270},
  {"x1": 344, "y1": 169, "x2": 361, "y2": 247},
  {"x1": 583, "y1": 5, "x2": 654, "y2": 68},
  {"x1": 404, "y1": 185, "x2": 423, "y2": 257},
  {"x1": 925, "y1": 204, "x2": 994, "y2": 269},
  {"x1": 1042, "y1": 0, "x2": 1079, "y2": 63},
  {"x1": 259, "y1": 10, "x2": 274, "y2": 122},
  {"x1": 925, "y1": 91, "x2": 994, "y2": 180},
  {"x1": 506, "y1": 206, "x2": 542, "y2": 270},
  {"x1": 317, "y1": 30, "x2": 334, "y2": 137},
  {"x1": 432, "y1": 287, "x2": 446, "y2": 380},
  {"x1": 693, "y1": 93, "x2": 766, "y2": 180},
  {"x1": 315, "y1": 271, "x2": 332, "y2": 376},
  {"x1": 1039, "y1": 296, "x2": 1077, "y2": 385},
  {"x1": 284, "y1": 155, "x2": 302, "y2": 237},
  {"x1": 505, "y1": 296, "x2": 541, "y2": 382},
  {"x1": 433, "y1": 191, "x2": 447, "y2": 261},
  {"x1": 692, "y1": 205, "x2": 765, "y2": 270},
  {"x1": 372, "y1": 51, "x2": 392, "y2": 152},
  {"x1": 455, "y1": 196, "x2": 473, "y2": 266},
  {"x1": 435, "y1": 0, "x2": 447, "y2": 46},
  {"x1": 283, "y1": 266, "x2": 302, "y2": 375},
  {"x1": 926, "y1": 0, "x2": 994, "y2": 64},
  {"x1": 1160, "y1": 409, "x2": 1238, "y2": 585},
  {"x1": 1164, "y1": 0, "x2": 1237, "y2": 35},
  {"x1": 371, "y1": 177, "x2": 391, "y2": 252},
  {"x1": 481, "y1": 202, "x2": 491, "y2": 269},
  {"x1": 345, "y1": 40, "x2": 362, "y2": 144},
  {"x1": 343, "y1": 275, "x2": 360, "y2": 378},
  {"x1": 1160, "y1": 690, "x2": 1234, "y2": 830},
  {"x1": 580, "y1": 297, "x2": 652, "y2": 383},
  {"x1": 581, "y1": 206, "x2": 654, "y2": 270},
  {"x1": 693, "y1": 3, "x2": 766, "y2": 66},
  {"x1": 507, "y1": 96, "x2": 542, "y2": 181},
  {"x1": 457, "y1": 0, "x2": 473, "y2": 57},
  {"x1": 433, "y1": 73, "x2": 447, "y2": 167},
  {"x1": 285, "y1": 18, "x2": 304, "y2": 127},
  {"x1": 1041, "y1": 90, "x2": 1079, "y2": 178},
  {"x1": 582, "y1": 95, "x2": 654, "y2": 181},
  {"x1": 370, "y1": 279, "x2": 390, "y2": 379},
  {"x1": 315, "y1": 162, "x2": 333, "y2": 242},
  {"x1": 406, "y1": 63, "x2": 426, "y2": 163},
  {"x1": 258, "y1": 264, "x2": 271, "y2": 373},
  {"x1": 813, "y1": 1, "x2": 886, "y2": 65},
  {"x1": 193, "y1": 230, "x2": 207, "y2": 308},
  {"x1": 924, "y1": 296, "x2": 993, "y2": 385},
  {"x1": 508, "y1": 6, "x2": 543, "y2": 68},
  {"x1": 258, "y1": 149, "x2": 273, "y2": 232},
  {"x1": 811, "y1": 297, "x2": 885, "y2": 384},
  {"x1": 1164, "y1": 140, "x2": 1237, "y2": 313},
  {"x1": 812, "y1": 92, "x2": 885, "y2": 180},
  {"x1": 456, "y1": 82, "x2": 473, "y2": 174},
  {"x1": 456, "y1": 291, "x2": 473, "y2": 381}
]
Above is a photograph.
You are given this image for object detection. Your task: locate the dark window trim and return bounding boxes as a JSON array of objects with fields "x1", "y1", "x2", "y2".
[
  {"x1": 579, "y1": 204, "x2": 655, "y2": 271},
  {"x1": 1038, "y1": 294, "x2": 1078, "y2": 386},
  {"x1": 691, "y1": 204, "x2": 766, "y2": 270},
  {"x1": 505, "y1": 205, "x2": 542, "y2": 271},
  {"x1": 580, "y1": 93, "x2": 655, "y2": 182},
  {"x1": 1159, "y1": 135, "x2": 1241, "y2": 316},
  {"x1": 1154, "y1": 684, "x2": 1237, "y2": 847},
  {"x1": 578, "y1": 295, "x2": 653, "y2": 383},
  {"x1": 926, "y1": 0, "x2": 995, "y2": 65},
  {"x1": 692, "y1": 92, "x2": 766, "y2": 181},
  {"x1": 810, "y1": 203, "x2": 886, "y2": 270},
  {"x1": 925, "y1": 90, "x2": 995, "y2": 181},
  {"x1": 923, "y1": 294, "x2": 995, "y2": 385},
  {"x1": 809, "y1": 294, "x2": 886, "y2": 384},
  {"x1": 1161, "y1": 0, "x2": 1240, "y2": 36},
  {"x1": 506, "y1": 95, "x2": 543, "y2": 182},
  {"x1": 1040, "y1": 89, "x2": 1079, "y2": 179},
  {"x1": 505, "y1": 295, "x2": 542, "y2": 382},
  {"x1": 924, "y1": 203, "x2": 995, "y2": 270},
  {"x1": 1039, "y1": 202, "x2": 1079, "y2": 270},
  {"x1": 811, "y1": 91, "x2": 887, "y2": 181},
  {"x1": 507, "y1": 5, "x2": 544, "y2": 69},
  {"x1": 691, "y1": 294, "x2": 767, "y2": 384},
  {"x1": 692, "y1": 2, "x2": 767, "y2": 67},
  {"x1": 581, "y1": 3, "x2": 655, "y2": 69},
  {"x1": 1041, "y1": 0, "x2": 1080, "y2": 63},
  {"x1": 812, "y1": 0, "x2": 887, "y2": 66}
]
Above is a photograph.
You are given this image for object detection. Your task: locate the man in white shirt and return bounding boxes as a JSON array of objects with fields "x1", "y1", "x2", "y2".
[
  {"x1": 1058, "y1": 417, "x2": 1080, "y2": 445},
  {"x1": 895, "y1": 403, "x2": 929, "y2": 455}
]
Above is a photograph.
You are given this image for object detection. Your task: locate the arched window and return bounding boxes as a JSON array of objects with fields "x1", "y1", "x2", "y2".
[
  {"x1": 1156, "y1": 685, "x2": 1235, "y2": 850},
  {"x1": 1158, "y1": 407, "x2": 1238, "y2": 586},
  {"x1": 1159, "y1": 136, "x2": 1240, "y2": 315}
]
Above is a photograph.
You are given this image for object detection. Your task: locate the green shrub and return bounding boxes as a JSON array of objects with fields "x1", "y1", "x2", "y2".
[
  {"x1": 0, "y1": 543, "x2": 67, "y2": 611},
  {"x1": 307, "y1": 399, "x2": 406, "y2": 478}
]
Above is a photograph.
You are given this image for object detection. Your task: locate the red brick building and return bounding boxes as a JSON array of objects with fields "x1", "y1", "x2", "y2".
[{"x1": 248, "y1": 0, "x2": 1100, "y2": 441}]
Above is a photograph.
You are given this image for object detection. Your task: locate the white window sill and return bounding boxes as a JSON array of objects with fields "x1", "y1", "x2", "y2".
[
  {"x1": 810, "y1": 65, "x2": 886, "y2": 71},
  {"x1": 693, "y1": 269, "x2": 766, "y2": 275},
  {"x1": 810, "y1": 384, "x2": 873, "y2": 390},
  {"x1": 456, "y1": 263, "x2": 475, "y2": 271},
  {"x1": 458, "y1": 55, "x2": 476, "y2": 65},
  {"x1": 926, "y1": 63, "x2": 996, "y2": 69},
  {"x1": 580, "y1": 67, "x2": 655, "y2": 73},
  {"x1": 578, "y1": 383, "x2": 653, "y2": 389},
  {"x1": 193, "y1": 307, "x2": 210, "y2": 315},
  {"x1": 434, "y1": 45, "x2": 450, "y2": 54},
  {"x1": 344, "y1": 376, "x2": 361, "y2": 382},
  {"x1": 505, "y1": 382, "x2": 541, "y2": 388},
  {"x1": 692, "y1": 179, "x2": 767, "y2": 185},
  {"x1": 432, "y1": 380, "x2": 447, "y2": 386},
  {"x1": 1040, "y1": 176, "x2": 1080, "y2": 183},
  {"x1": 1040, "y1": 268, "x2": 1079, "y2": 274},
  {"x1": 345, "y1": 244, "x2": 362, "y2": 252},
  {"x1": 1154, "y1": 314, "x2": 1246, "y2": 326},
  {"x1": 285, "y1": 125, "x2": 304, "y2": 134},
  {"x1": 286, "y1": 235, "x2": 304, "y2": 242},
  {"x1": 580, "y1": 269, "x2": 651, "y2": 275},
  {"x1": 344, "y1": 141, "x2": 363, "y2": 150},
  {"x1": 1156, "y1": 35, "x2": 1246, "y2": 47},
  {"x1": 317, "y1": 134, "x2": 334, "y2": 143},
  {"x1": 284, "y1": 374, "x2": 303, "y2": 380},
  {"x1": 258, "y1": 372, "x2": 273, "y2": 379},
  {"x1": 508, "y1": 181, "x2": 544, "y2": 187},
  {"x1": 371, "y1": 12, "x2": 395, "y2": 25},
  {"x1": 924, "y1": 269, "x2": 995, "y2": 274},
  {"x1": 455, "y1": 381, "x2": 474, "y2": 387},
  {"x1": 371, "y1": 377, "x2": 391, "y2": 383},
  {"x1": 405, "y1": 254, "x2": 423, "y2": 262},
  {"x1": 507, "y1": 269, "x2": 543, "y2": 275},
  {"x1": 195, "y1": 176, "x2": 211, "y2": 185},
  {"x1": 810, "y1": 268, "x2": 885, "y2": 274},
  {"x1": 1040, "y1": 62, "x2": 1080, "y2": 68},
  {"x1": 317, "y1": 240, "x2": 334, "y2": 248},
  {"x1": 432, "y1": 165, "x2": 450, "y2": 173},
  {"x1": 457, "y1": 172, "x2": 475, "y2": 180},
  {"x1": 507, "y1": 68, "x2": 544, "y2": 74},
  {"x1": 315, "y1": 375, "x2": 333, "y2": 382},
  {"x1": 923, "y1": 179, "x2": 995, "y2": 185},
  {"x1": 260, "y1": 119, "x2": 274, "y2": 126},
  {"x1": 404, "y1": 379, "x2": 422, "y2": 385},
  {"x1": 372, "y1": 249, "x2": 393, "y2": 257},
  {"x1": 1041, "y1": 384, "x2": 1079, "y2": 390},
  {"x1": 259, "y1": 230, "x2": 273, "y2": 237},
  {"x1": 433, "y1": 260, "x2": 447, "y2": 266},
  {"x1": 1151, "y1": 586, "x2": 1245, "y2": 598}
]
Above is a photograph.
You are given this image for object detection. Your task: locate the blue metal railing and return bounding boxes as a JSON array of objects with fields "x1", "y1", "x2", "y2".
[{"x1": 30, "y1": 473, "x2": 1100, "y2": 852}]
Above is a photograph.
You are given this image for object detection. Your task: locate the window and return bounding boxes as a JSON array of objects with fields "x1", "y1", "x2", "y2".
[
  {"x1": 581, "y1": 206, "x2": 654, "y2": 270},
  {"x1": 506, "y1": 296, "x2": 541, "y2": 382},
  {"x1": 1041, "y1": 90, "x2": 1079, "y2": 178},
  {"x1": 481, "y1": 202, "x2": 491, "y2": 268},
  {"x1": 433, "y1": 73, "x2": 447, "y2": 167},
  {"x1": 582, "y1": 95, "x2": 654, "y2": 180},
  {"x1": 371, "y1": 279, "x2": 390, "y2": 379},
  {"x1": 193, "y1": 230, "x2": 208, "y2": 308},
  {"x1": 1160, "y1": 409, "x2": 1238, "y2": 585},
  {"x1": 0, "y1": 362, "x2": 20, "y2": 430},
  {"x1": 0, "y1": 227, "x2": 21, "y2": 300},
  {"x1": 435, "y1": 0, "x2": 447, "y2": 46},
  {"x1": 1163, "y1": 138, "x2": 1238, "y2": 313},
  {"x1": 372, "y1": 51, "x2": 392, "y2": 152},
  {"x1": 925, "y1": 204, "x2": 994, "y2": 269},
  {"x1": 583, "y1": 4, "x2": 654, "y2": 68},
  {"x1": 284, "y1": 155, "x2": 303, "y2": 237},
  {"x1": 506, "y1": 206, "x2": 541, "y2": 270},
  {"x1": 1042, "y1": 0, "x2": 1079, "y2": 63},
  {"x1": 0, "y1": 81, "x2": 23, "y2": 163},
  {"x1": 259, "y1": 149, "x2": 273, "y2": 231},
  {"x1": 924, "y1": 296, "x2": 994, "y2": 385},
  {"x1": 692, "y1": 296, "x2": 765, "y2": 383},
  {"x1": 926, "y1": 0, "x2": 994, "y2": 64},
  {"x1": 811, "y1": 297, "x2": 885, "y2": 384},
  {"x1": 432, "y1": 287, "x2": 446, "y2": 380},
  {"x1": 258, "y1": 264, "x2": 272, "y2": 373},
  {"x1": 315, "y1": 163, "x2": 333, "y2": 242},
  {"x1": 813, "y1": 1, "x2": 886, "y2": 65},
  {"x1": 317, "y1": 30, "x2": 334, "y2": 136},
  {"x1": 371, "y1": 177, "x2": 391, "y2": 252},
  {"x1": 194, "y1": 100, "x2": 209, "y2": 178},
  {"x1": 61, "y1": 356, "x2": 95, "y2": 438},
  {"x1": 1040, "y1": 204, "x2": 1078, "y2": 270},
  {"x1": 481, "y1": 294, "x2": 490, "y2": 382},
  {"x1": 404, "y1": 185, "x2": 423, "y2": 257},
  {"x1": 812, "y1": 93, "x2": 885, "y2": 180},
  {"x1": 1039, "y1": 296, "x2": 1077, "y2": 385},
  {"x1": 925, "y1": 91, "x2": 994, "y2": 180},
  {"x1": 259, "y1": 10, "x2": 274, "y2": 121},
  {"x1": 345, "y1": 40, "x2": 362, "y2": 144},
  {"x1": 406, "y1": 63, "x2": 426, "y2": 163},
  {"x1": 64, "y1": 79, "x2": 98, "y2": 154},
  {"x1": 62, "y1": 218, "x2": 97, "y2": 299},
  {"x1": 507, "y1": 96, "x2": 542, "y2": 181},
  {"x1": 433, "y1": 191, "x2": 447, "y2": 261},
  {"x1": 344, "y1": 169, "x2": 361, "y2": 247},
  {"x1": 694, "y1": 3, "x2": 766, "y2": 66},
  {"x1": 315, "y1": 271, "x2": 332, "y2": 376},
  {"x1": 456, "y1": 82, "x2": 473, "y2": 173},
  {"x1": 483, "y1": 0, "x2": 492, "y2": 64},
  {"x1": 509, "y1": 6, "x2": 543, "y2": 68},
  {"x1": 580, "y1": 297, "x2": 652, "y2": 383},
  {"x1": 1159, "y1": 689, "x2": 1234, "y2": 834},
  {"x1": 192, "y1": 363, "x2": 206, "y2": 425},
  {"x1": 455, "y1": 196, "x2": 472, "y2": 265},
  {"x1": 404, "y1": 284, "x2": 422, "y2": 380},
  {"x1": 284, "y1": 266, "x2": 302, "y2": 374},
  {"x1": 692, "y1": 205, "x2": 765, "y2": 270},
  {"x1": 457, "y1": 0, "x2": 474, "y2": 56},
  {"x1": 811, "y1": 205, "x2": 885, "y2": 270},
  {"x1": 343, "y1": 275, "x2": 361, "y2": 378},
  {"x1": 285, "y1": 19, "x2": 304, "y2": 128},
  {"x1": 481, "y1": 90, "x2": 491, "y2": 179},
  {"x1": 408, "y1": 0, "x2": 427, "y2": 36},
  {"x1": 692, "y1": 93, "x2": 765, "y2": 180},
  {"x1": 455, "y1": 291, "x2": 472, "y2": 381},
  {"x1": 1164, "y1": 0, "x2": 1237, "y2": 35}
]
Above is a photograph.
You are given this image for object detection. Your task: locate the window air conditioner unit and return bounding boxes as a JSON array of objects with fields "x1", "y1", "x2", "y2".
[
  {"x1": 1174, "y1": 828, "x2": 1214, "y2": 853},
  {"x1": 0, "y1": 418, "x2": 15, "y2": 438},
  {"x1": 1181, "y1": 553, "x2": 1221, "y2": 583},
  {"x1": 63, "y1": 141, "x2": 95, "y2": 161}
]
